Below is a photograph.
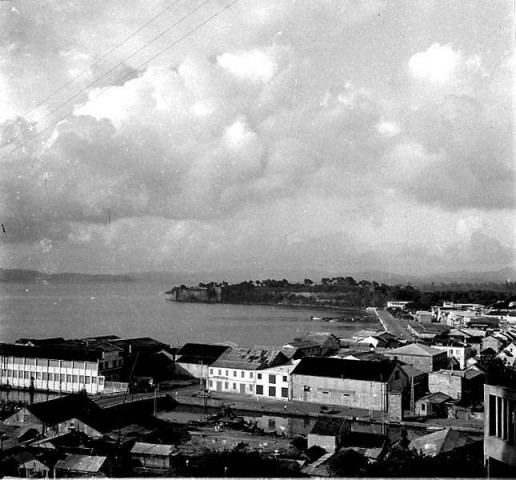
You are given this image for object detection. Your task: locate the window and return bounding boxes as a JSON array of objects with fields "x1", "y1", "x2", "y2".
[
  {"x1": 48, "y1": 373, "x2": 53, "y2": 381},
  {"x1": 422, "y1": 403, "x2": 426, "y2": 411},
  {"x1": 218, "y1": 369, "x2": 222, "y2": 375},
  {"x1": 73, "y1": 375, "x2": 78, "y2": 383},
  {"x1": 66, "y1": 375, "x2": 72, "y2": 383},
  {"x1": 233, "y1": 371, "x2": 237, "y2": 377},
  {"x1": 225, "y1": 370, "x2": 229, "y2": 376},
  {"x1": 209, "y1": 380, "x2": 213, "y2": 387},
  {"x1": 257, "y1": 373, "x2": 262, "y2": 380},
  {"x1": 36, "y1": 372, "x2": 42, "y2": 380},
  {"x1": 85, "y1": 376, "x2": 91, "y2": 384},
  {"x1": 233, "y1": 383, "x2": 237, "y2": 390},
  {"x1": 269, "y1": 386, "x2": 276, "y2": 397},
  {"x1": 269, "y1": 375, "x2": 276, "y2": 384},
  {"x1": 281, "y1": 387, "x2": 288, "y2": 398},
  {"x1": 282, "y1": 376, "x2": 287, "y2": 382},
  {"x1": 303, "y1": 385, "x2": 310, "y2": 392},
  {"x1": 92, "y1": 377, "x2": 97, "y2": 384},
  {"x1": 99, "y1": 377, "x2": 104, "y2": 386},
  {"x1": 24, "y1": 371, "x2": 30, "y2": 379},
  {"x1": 7, "y1": 370, "x2": 12, "y2": 377},
  {"x1": 241, "y1": 371, "x2": 244, "y2": 378},
  {"x1": 62, "y1": 361, "x2": 72, "y2": 369},
  {"x1": 256, "y1": 385, "x2": 263, "y2": 395},
  {"x1": 60, "y1": 374, "x2": 65, "y2": 382},
  {"x1": 250, "y1": 372, "x2": 253, "y2": 378},
  {"x1": 12, "y1": 370, "x2": 17, "y2": 379},
  {"x1": 79, "y1": 375, "x2": 85, "y2": 383},
  {"x1": 224, "y1": 382, "x2": 229, "y2": 389},
  {"x1": 210, "y1": 369, "x2": 213, "y2": 375},
  {"x1": 249, "y1": 385, "x2": 253, "y2": 392}
]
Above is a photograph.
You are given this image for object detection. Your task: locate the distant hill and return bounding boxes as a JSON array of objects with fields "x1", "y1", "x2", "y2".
[
  {"x1": 1, "y1": 266, "x2": 514, "y2": 286},
  {"x1": 0, "y1": 268, "x2": 133, "y2": 283}
]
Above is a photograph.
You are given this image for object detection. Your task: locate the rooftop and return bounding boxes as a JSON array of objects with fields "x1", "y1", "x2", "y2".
[
  {"x1": 131, "y1": 442, "x2": 176, "y2": 456},
  {"x1": 55, "y1": 454, "x2": 107, "y2": 473},
  {"x1": 0, "y1": 342, "x2": 103, "y2": 362},
  {"x1": 291, "y1": 357, "x2": 401, "y2": 382},
  {"x1": 211, "y1": 348, "x2": 287, "y2": 370},
  {"x1": 177, "y1": 343, "x2": 230, "y2": 365},
  {"x1": 385, "y1": 343, "x2": 445, "y2": 357},
  {"x1": 408, "y1": 428, "x2": 480, "y2": 457}
]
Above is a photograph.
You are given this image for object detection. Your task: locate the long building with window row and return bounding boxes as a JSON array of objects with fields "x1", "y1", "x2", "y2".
[{"x1": 0, "y1": 343, "x2": 105, "y2": 394}]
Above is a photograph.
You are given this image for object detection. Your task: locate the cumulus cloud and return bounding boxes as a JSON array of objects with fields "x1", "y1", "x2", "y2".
[{"x1": 0, "y1": 0, "x2": 513, "y2": 275}]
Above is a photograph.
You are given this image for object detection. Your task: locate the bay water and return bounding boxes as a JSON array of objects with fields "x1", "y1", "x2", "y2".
[{"x1": 0, "y1": 280, "x2": 379, "y2": 347}]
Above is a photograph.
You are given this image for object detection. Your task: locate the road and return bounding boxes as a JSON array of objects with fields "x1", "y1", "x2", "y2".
[{"x1": 376, "y1": 309, "x2": 414, "y2": 341}]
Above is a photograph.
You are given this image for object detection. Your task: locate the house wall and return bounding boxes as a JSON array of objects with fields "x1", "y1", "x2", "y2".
[
  {"x1": 208, "y1": 367, "x2": 255, "y2": 395},
  {"x1": 133, "y1": 453, "x2": 171, "y2": 470},
  {"x1": 0, "y1": 355, "x2": 104, "y2": 394},
  {"x1": 428, "y1": 372, "x2": 463, "y2": 400},
  {"x1": 385, "y1": 353, "x2": 447, "y2": 373},
  {"x1": 175, "y1": 362, "x2": 209, "y2": 381},
  {"x1": 291, "y1": 375, "x2": 388, "y2": 411},
  {"x1": 432, "y1": 345, "x2": 472, "y2": 369},
  {"x1": 484, "y1": 384, "x2": 516, "y2": 468}
]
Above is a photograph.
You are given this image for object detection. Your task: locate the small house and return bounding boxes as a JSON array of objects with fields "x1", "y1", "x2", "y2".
[
  {"x1": 131, "y1": 442, "x2": 177, "y2": 470},
  {"x1": 415, "y1": 392, "x2": 452, "y2": 417},
  {"x1": 55, "y1": 454, "x2": 107, "y2": 477}
]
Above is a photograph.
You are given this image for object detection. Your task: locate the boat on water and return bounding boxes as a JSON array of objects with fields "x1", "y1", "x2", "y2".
[{"x1": 310, "y1": 315, "x2": 356, "y2": 322}]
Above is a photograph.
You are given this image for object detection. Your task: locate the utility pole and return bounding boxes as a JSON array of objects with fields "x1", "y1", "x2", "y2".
[{"x1": 410, "y1": 373, "x2": 415, "y2": 416}]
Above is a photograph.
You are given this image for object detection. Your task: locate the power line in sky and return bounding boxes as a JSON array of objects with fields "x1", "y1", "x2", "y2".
[
  {"x1": 2, "y1": 0, "x2": 218, "y2": 152},
  {"x1": 2, "y1": 0, "x2": 241, "y2": 160},
  {"x1": 1, "y1": 0, "x2": 186, "y2": 143}
]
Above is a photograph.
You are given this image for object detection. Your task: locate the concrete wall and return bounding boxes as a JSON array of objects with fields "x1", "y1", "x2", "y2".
[
  {"x1": 291, "y1": 375, "x2": 388, "y2": 411},
  {"x1": 0, "y1": 356, "x2": 104, "y2": 394},
  {"x1": 428, "y1": 372, "x2": 463, "y2": 400},
  {"x1": 484, "y1": 384, "x2": 516, "y2": 468}
]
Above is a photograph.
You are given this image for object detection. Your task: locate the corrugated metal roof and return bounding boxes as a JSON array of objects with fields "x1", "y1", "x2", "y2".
[
  {"x1": 55, "y1": 454, "x2": 106, "y2": 472},
  {"x1": 131, "y1": 442, "x2": 175, "y2": 456},
  {"x1": 211, "y1": 348, "x2": 286, "y2": 370},
  {"x1": 385, "y1": 343, "x2": 444, "y2": 357}
]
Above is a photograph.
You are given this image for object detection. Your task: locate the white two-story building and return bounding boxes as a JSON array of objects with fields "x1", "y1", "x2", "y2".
[{"x1": 207, "y1": 348, "x2": 291, "y2": 398}]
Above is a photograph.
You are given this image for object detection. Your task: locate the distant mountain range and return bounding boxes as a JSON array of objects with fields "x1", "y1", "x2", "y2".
[{"x1": 1, "y1": 266, "x2": 514, "y2": 286}]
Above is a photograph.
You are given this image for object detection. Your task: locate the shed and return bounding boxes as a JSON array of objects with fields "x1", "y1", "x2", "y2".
[
  {"x1": 415, "y1": 392, "x2": 452, "y2": 417},
  {"x1": 131, "y1": 441, "x2": 177, "y2": 470},
  {"x1": 55, "y1": 454, "x2": 107, "y2": 476}
]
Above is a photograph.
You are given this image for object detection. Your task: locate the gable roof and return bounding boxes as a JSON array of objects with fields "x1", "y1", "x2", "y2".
[
  {"x1": 55, "y1": 454, "x2": 106, "y2": 473},
  {"x1": 211, "y1": 348, "x2": 287, "y2": 370},
  {"x1": 385, "y1": 343, "x2": 444, "y2": 357},
  {"x1": 177, "y1": 343, "x2": 230, "y2": 365},
  {"x1": 408, "y1": 428, "x2": 480, "y2": 456},
  {"x1": 310, "y1": 416, "x2": 348, "y2": 436},
  {"x1": 417, "y1": 392, "x2": 453, "y2": 404},
  {"x1": 301, "y1": 332, "x2": 340, "y2": 344},
  {"x1": 291, "y1": 357, "x2": 401, "y2": 382},
  {"x1": 26, "y1": 394, "x2": 102, "y2": 426},
  {"x1": 131, "y1": 442, "x2": 175, "y2": 456}
]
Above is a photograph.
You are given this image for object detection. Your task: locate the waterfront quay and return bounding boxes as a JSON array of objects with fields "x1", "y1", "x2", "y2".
[
  {"x1": 375, "y1": 309, "x2": 414, "y2": 341},
  {"x1": 0, "y1": 298, "x2": 514, "y2": 477}
]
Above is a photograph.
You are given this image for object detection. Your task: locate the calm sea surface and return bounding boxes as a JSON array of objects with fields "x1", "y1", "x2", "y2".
[{"x1": 0, "y1": 280, "x2": 379, "y2": 347}]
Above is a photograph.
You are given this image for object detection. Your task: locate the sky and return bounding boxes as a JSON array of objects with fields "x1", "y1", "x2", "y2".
[{"x1": 0, "y1": 0, "x2": 514, "y2": 277}]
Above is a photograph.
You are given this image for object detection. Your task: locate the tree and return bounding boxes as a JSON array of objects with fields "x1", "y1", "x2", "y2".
[{"x1": 304, "y1": 278, "x2": 314, "y2": 286}]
